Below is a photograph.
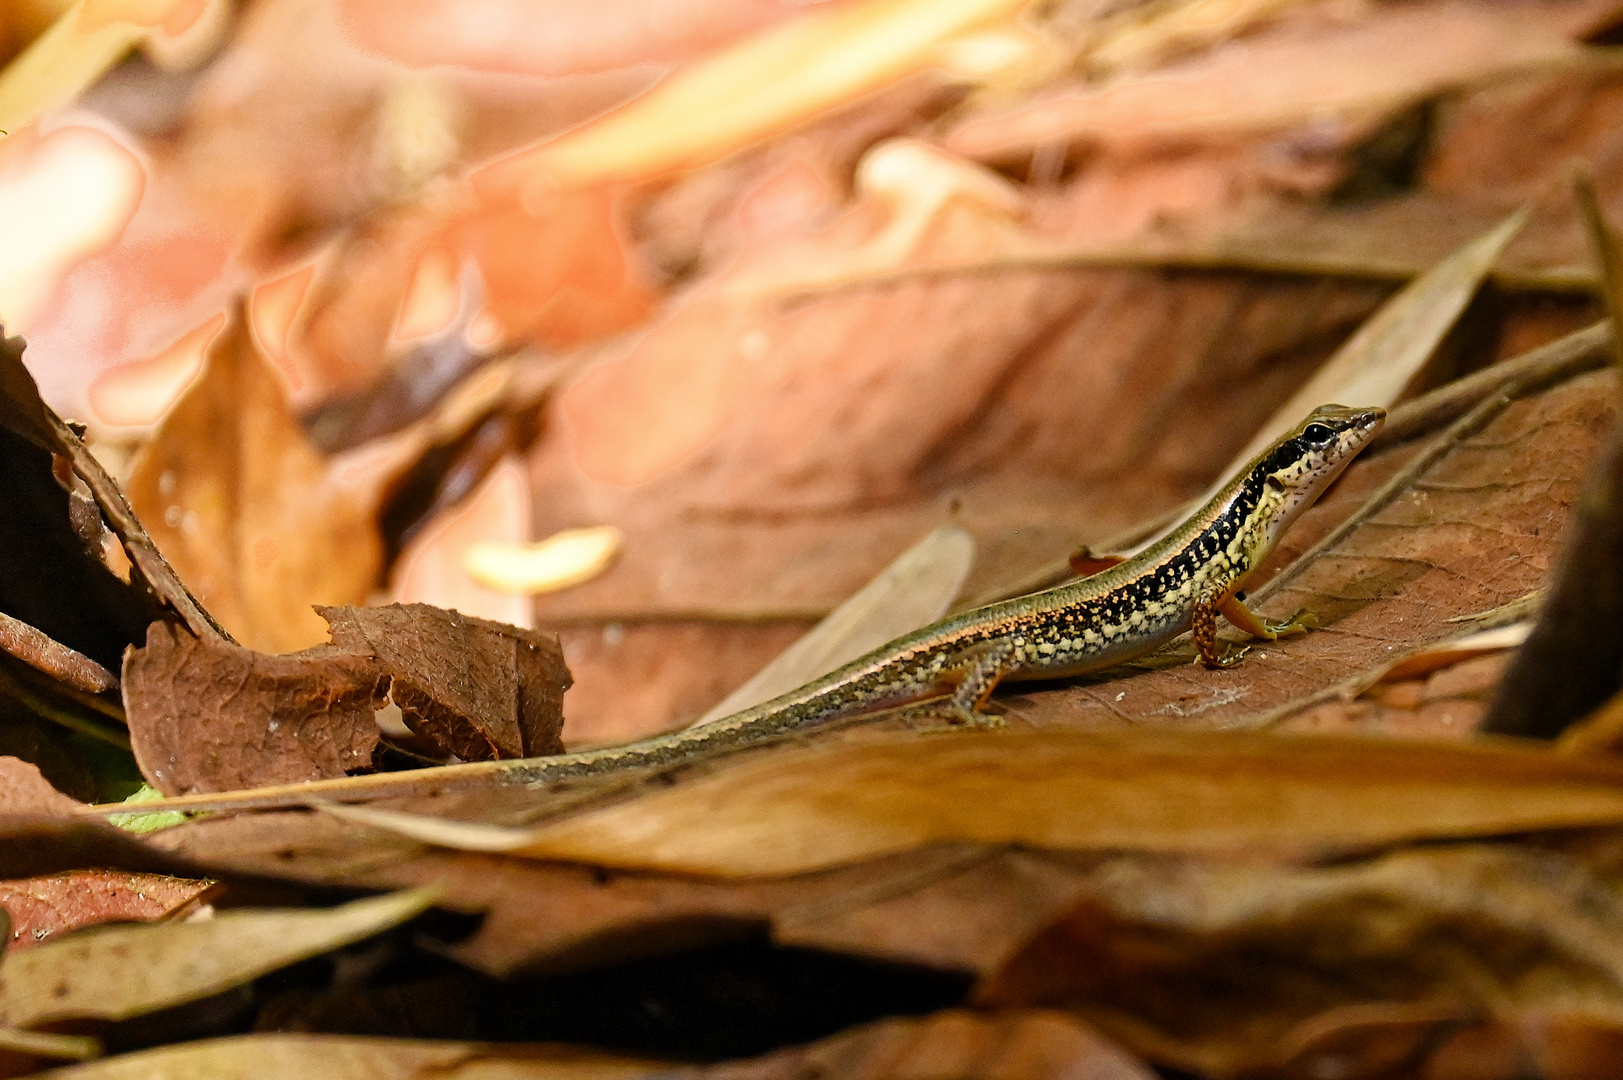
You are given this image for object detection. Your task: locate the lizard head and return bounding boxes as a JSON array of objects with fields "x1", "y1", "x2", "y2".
[{"x1": 1254, "y1": 403, "x2": 1386, "y2": 537}]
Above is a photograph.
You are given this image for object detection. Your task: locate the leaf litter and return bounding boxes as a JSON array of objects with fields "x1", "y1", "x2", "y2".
[{"x1": 16, "y1": 0, "x2": 1623, "y2": 1077}]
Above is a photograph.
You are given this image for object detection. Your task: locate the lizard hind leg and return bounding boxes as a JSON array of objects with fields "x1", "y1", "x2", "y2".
[
  {"x1": 1194, "y1": 598, "x2": 1250, "y2": 669},
  {"x1": 944, "y1": 640, "x2": 1017, "y2": 728}
]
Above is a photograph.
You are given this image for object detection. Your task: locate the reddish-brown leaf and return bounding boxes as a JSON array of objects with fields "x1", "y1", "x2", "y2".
[
  {"x1": 0, "y1": 870, "x2": 216, "y2": 951},
  {"x1": 122, "y1": 622, "x2": 390, "y2": 796}
]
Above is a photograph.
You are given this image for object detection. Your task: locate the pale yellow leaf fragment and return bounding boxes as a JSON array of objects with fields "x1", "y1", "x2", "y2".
[
  {"x1": 23, "y1": 1033, "x2": 662, "y2": 1080},
  {"x1": 737, "y1": 139, "x2": 1028, "y2": 299},
  {"x1": 0, "y1": 889, "x2": 436, "y2": 1030},
  {"x1": 463, "y1": 525, "x2": 622, "y2": 596},
  {"x1": 513, "y1": 0, "x2": 1031, "y2": 189},
  {"x1": 0, "y1": 0, "x2": 211, "y2": 136},
  {"x1": 0, "y1": 1027, "x2": 99, "y2": 1061}
]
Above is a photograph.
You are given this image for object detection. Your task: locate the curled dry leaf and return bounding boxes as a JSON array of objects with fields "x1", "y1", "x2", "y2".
[
  {"x1": 320, "y1": 604, "x2": 569, "y2": 762},
  {"x1": 125, "y1": 308, "x2": 382, "y2": 655},
  {"x1": 977, "y1": 844, "x2": 1623, "y2": 1078},
  {"x1": 321, "y1": 730, "x2": 1623, "y2": 877},
  {"x1": 0, "y1": 888, "x2": 436, "y2": 1030},
  {"x1": 121, "y1": 603, "x2": 570, "y2": 795},
  {"x1": 0, "y1": 329, "x2": 192, "y2": 661},
  {"x1": 0, "y1": 870, "x2": 215, "y2": 951}
]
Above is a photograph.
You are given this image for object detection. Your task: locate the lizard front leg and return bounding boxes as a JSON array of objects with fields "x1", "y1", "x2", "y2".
[
  {"x1": 1218, "y1": 593, "x2": 1312, "y2": 641},
  {"x1": 944, "y1": 640, "x2": 1017, "y2": 727}
]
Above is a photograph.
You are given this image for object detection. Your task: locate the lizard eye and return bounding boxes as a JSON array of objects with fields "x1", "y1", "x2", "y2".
[{"x1": 1301, "y1": 422, "x2": 1334, "y2": 445}]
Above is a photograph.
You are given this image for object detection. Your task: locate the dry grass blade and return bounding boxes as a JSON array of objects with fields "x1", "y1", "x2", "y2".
[
  {"x1": 693, "y1": 525, "x2": 975, "y2": 725},
  {"x1": 316, "y1": 732, "x2": 1623, "y2": 877},
  {"x1": 0, "y1": 888, "x2": 436, "y2": 1030}
]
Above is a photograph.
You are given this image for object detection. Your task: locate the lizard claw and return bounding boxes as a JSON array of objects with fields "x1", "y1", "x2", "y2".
[
  {"x1": 1201, "y1": 644, "x2": 1252, "y2": 670},
  {"x1": 1265, "y1": 608, "x2": 1314, "y2": 638},
  {"x1": 950, "y1": 703, "x2": 1006, "y2": 729}
]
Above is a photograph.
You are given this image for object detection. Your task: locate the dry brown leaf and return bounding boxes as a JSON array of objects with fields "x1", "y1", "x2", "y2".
[
  {"x1": 977, "y1": 844, "x2": 1623, "y2": 1078},
  {"x1": 0, "y1": 888, "x2": 435, "y2": 1030},
  {"x1": 0, "y1": 870, "x2": 215, "y2": 951},
  {"x1": 0, "y1": 327, "x2": 202, "y2": 655},
  {"x1": 121, "y1": 621, "x2": 390, "y2": 796},
  {"x1": 11, "y1": 1012, "x2": 1151, "y2": 1079},
  {"x1": 125, "y1": 309, "x2": 382, "y2": 655},
  {"x1": 1370, "y1": 621, "x2": 1533, "y2": 684},
  {"x1": 320, "y1": 730, "x2": 1623, "y2": 877}
]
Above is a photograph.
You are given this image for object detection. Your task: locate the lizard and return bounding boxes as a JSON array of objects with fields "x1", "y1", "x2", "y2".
[
  {"x1": 82, "y1": 403, "x2": 1384, "y2": 816},
  {"x1": 494, "y1": 402, "x2": 1387, "y2": 785}
]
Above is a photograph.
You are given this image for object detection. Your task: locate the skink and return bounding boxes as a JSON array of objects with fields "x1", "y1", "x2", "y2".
[{"x1": 506, "y1": 402, "x2": 1386, "y2": 784}]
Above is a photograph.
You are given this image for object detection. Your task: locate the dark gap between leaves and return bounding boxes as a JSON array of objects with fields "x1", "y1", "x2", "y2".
[{"x1": 87, "y1": 915, "x2": 969, "y2": 1063}]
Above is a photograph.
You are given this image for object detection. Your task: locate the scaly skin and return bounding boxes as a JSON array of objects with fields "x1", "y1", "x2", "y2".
[{"x1": 496, "y1": 403, "x2": 1387, "y2": 787}]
